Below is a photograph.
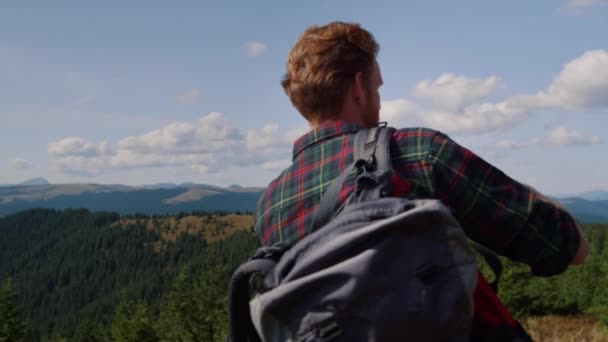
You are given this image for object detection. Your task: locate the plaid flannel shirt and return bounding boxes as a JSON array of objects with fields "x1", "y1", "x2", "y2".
[{"x1": 254, "y1": 121, "x2": 580, "y2": 277}]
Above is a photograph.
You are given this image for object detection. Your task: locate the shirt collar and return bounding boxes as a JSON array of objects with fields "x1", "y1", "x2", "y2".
[{"x1": 292, "y1": 120, "x2": 363, "y2": 160}]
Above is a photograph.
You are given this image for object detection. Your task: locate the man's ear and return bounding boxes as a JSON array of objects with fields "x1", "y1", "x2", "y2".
[{"x1": 352, "y1": 71, "x2": 367, "y2": 106}]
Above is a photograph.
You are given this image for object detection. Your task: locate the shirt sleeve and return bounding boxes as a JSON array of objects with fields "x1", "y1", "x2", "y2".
[{"x1": 427, "y1": 131, "x2": 581, "y2": 277}]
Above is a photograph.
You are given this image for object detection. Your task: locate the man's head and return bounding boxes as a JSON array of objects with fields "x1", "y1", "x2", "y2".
[{"x1": 281, "y1": 22, "x2": 382, "y2": 128}]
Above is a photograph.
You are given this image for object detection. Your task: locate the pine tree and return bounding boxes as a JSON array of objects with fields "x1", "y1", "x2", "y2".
[
  {"x1": 158, "y1": 255, "x2": 228, "y2": 342},
  {"x1": 110, "y1": 300, "x2": 158, "y2": 342},
  {"x1": 73, "y1": 315, "x2": 107, "y2": 342},
  {"x1": 0, "y1": 279, "x2": 26, "y2": 342},
  {"x1": 497, "y1": 259, "x2": 537, "y2": 318}
]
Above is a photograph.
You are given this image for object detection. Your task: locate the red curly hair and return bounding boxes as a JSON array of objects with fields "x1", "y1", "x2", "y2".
[{"x1": 281, "y1": 22, "x2": 379, "y2": 124}]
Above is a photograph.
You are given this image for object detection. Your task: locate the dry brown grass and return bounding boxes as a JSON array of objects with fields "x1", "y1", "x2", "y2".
[
  {"x1": 522, "y1": 315, "x2": 608, "y2": 341},
  {"x1": 113, "y1": 214, "x2": 254, "y2": 252}
]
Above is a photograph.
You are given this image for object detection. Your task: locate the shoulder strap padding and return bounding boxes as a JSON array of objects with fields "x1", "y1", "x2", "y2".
[{"x1": 311, "y1": 125, "x2": 395, "y2": 232}]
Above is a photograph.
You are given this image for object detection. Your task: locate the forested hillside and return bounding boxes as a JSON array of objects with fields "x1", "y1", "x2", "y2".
[
  {"x1": 1, "y1": 209, "x2": 607, "y2": 341},
  {"x1": 0, "y1": 209, "x2": 258, "y2": 341}
]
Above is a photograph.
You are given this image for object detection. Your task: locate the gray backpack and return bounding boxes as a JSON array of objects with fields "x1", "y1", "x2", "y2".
[{"x1": 227, "y1": 125, "x2": 478, "y2": 342}]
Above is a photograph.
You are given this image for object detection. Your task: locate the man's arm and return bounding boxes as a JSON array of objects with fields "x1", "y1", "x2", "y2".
[
  {"x1": 526, "y1": 185, "x2": 588, "y2": 265},
  {"x1": 426, "y1": 132, "x2": 586, "y2": 277}
]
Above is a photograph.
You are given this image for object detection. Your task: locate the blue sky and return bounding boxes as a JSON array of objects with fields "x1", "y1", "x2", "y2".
[{"x1": 1, "y1": 0, "x2": 607, "y2": 195}]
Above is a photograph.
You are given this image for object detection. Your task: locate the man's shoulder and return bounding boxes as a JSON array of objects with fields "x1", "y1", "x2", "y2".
[
  {"x1": 389, "y1": 126, "x2": 448, "y2": 151},
  {"x1": 391, "y1": 126, "x2": 441, "y2": 139},
  {"x1": 256, "y1": 165, "x2": 293, "y2": 206}
]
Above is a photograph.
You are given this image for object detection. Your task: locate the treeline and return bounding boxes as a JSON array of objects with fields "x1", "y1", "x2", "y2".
[
  {"x1": 123, "y1": 209, "x2": 254, "y2": 220},
  {"x1": 0, "y1": 208, "x2": 258, "y2": 341},
  {"x1": 1, "y1": 208, "x2": 607, "y2": 341}
]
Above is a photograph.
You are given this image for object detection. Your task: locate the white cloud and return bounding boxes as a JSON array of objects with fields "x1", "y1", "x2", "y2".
[
  {"x1": 48, "y1": 137, "x2": 104, "y2": 157},
  {"x1": 538, "y1": 50, "x2": 608, "y2": 110},
  {"x1": 175, "y1": 88, "x2": 200, "y2": 104},
  {"x1": 48, "y1": 112, "x2": 295, "y2": 176},
  {"x1": 51, "y1": 155, "x2": 111, "y2": 176},
  {"x1": 381, "y1": 50, "x2": 608, "y2": 135},
  {"x1": 260, "y1": 159, "x2": 292, "y2": 170},
  {"x1": 494, "y1": 126, "x2": 601, "y2": 151},
  {"x1": 412, "y1": 74, "x2": 502, "y2": 111},
  {"x1": 559, "y1": 0, "x2": 608, "y2": 14},
  {"x1": 47, "y1": 137, "x2": 115, "y2": 176},
  {"x1": 245, "y1": 41, "x2": 267, "y2": 58},
  {"x1": 379, "y1": 99, "x2": 421, "y2": 127},
  {"x1": 9, "y1": 158, "x2": 32, "y2": 170},
  {"x1": 246, "y1": 124, "x2": 280, "y2": 149},
  {"x1": 284, "y1": 125, "x2": 310, "y2": 143},
  {"x1": 495, "y1": 138, "x2": 541, "y2": 150},
  {"x1": 423, "y1": 101, "x2": 527, "y2": 135},
  {"x1": 117, "y1": 122, "x2": 197, "y2": 153},
  {"x1": 381, "y1": 98, "x2": 528, "y2": 135},
  {"x1": 547, "y1": 125, "x2": 602, "y2": 146}
]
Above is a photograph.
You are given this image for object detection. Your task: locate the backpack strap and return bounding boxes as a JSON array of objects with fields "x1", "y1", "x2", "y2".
[
  {"x1": 353, "y1": 122, "x2": 394, "y2": 174},
  {"x1": 310, "y1": 161, "x2": 356, "y2": 232},
  {"x1": 471, "y1": 241, "x2": 503, "y2": 292},
  {"x1": 227, "y1": 255, "x2": 279, "y2": 342},
  {"x1": 311, "y1": 124, "x2": 395, "y2": 232}
]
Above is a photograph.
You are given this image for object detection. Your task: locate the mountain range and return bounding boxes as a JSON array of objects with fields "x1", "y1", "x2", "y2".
[
  {"x1": 1, "y1": 178, "x2": 607, "y2": 223},
  {"x1": 0, "y1": 178, "x2": 263, "y2": 217}
]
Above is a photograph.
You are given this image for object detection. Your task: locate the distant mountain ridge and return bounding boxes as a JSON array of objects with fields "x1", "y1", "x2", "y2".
[
  {"x1": 557, "y1": 197, "x2": 608, "y2": 223},
  {"x1": 577, "y1": 191, "x2": 608, "y2": 201},
  {"x1": 18, "y1": 177, "x2": 50, "y2": 186},
  {"x1": 0, "y1": 177, "x2": 51, "y2": 187},
  {"x1": 1, "y1": 178, "x2": 607, "y2": 223},
  {"x1": 0, "y1": 181, "x2": 263, "y2": 217}
]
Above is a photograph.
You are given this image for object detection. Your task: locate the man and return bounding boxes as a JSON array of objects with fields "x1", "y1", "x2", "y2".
[{"x1": 254, "y1": 21, "x2": 587, "y2": 277}]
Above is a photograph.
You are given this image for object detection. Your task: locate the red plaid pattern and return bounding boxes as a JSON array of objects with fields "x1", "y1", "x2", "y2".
[{"x1": 255, "y1": 121, "x2": 580, "y2": 276}]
